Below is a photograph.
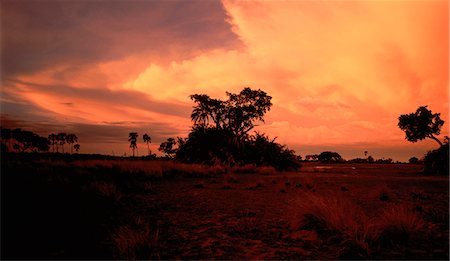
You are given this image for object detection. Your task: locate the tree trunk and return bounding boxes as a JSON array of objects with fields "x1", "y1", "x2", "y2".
[{"x1": 429, "y1": 135, "x2": 443, "y2": 146}]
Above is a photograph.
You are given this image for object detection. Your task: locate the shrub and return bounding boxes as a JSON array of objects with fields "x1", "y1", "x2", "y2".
[
  {"x1": 112, "y1": 224, "x2": 159, "y2": 260},
  {"x1": 423, "y1": 143, "x2": 449, "y2": 175},
  {"x1": 376, "y1": 205, "x2": 425, "y2": 246}
]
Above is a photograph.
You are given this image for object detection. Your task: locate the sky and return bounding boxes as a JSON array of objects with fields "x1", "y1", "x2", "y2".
[{"x1": 1, "y1": 0, "x2": 448, "y2": 161}]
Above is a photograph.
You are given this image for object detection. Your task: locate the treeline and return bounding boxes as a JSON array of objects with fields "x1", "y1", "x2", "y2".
[{"x1": 1, "y1": 128, "x2": 80, "y2": 154}]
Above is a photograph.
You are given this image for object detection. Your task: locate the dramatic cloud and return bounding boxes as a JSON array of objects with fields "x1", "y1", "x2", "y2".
[{"x1": 1, "y1": 0, "x2": 448, "y2": 160}]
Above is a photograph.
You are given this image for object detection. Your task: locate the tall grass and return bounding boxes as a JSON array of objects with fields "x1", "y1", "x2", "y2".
[
  {"x1": 70, "y1": 159, "x2": 226, "y2": 178},
  {"x1": 295, "y1": 192, "x2": 427, "y2": 259}
]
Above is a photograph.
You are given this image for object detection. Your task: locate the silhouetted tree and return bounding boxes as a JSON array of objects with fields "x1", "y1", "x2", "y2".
[
  {"x1": 408, "y1": 157, "x2": 419, "y2": 164},
  {"x1": 128, "y1": 132, "x2": 138, "y2": 157},
  {"x1": 143, "y1": 133, "x2": 152, "y2": 155},
  {"x1": 74, "y1": 143, "x2": 80, "y2": 153},
  {"x1": 318, "y1": 151, "x2": 343, "y2": 163},
  {"x1": 398, "y1": 106, "x2": 445, "y2": 146},
  {"x1": 159, "y1": 138, "x2": 177, "y2": 158},
  {"x1": 66, "y1": 134, "x2": 78, "y2": 154},
  {"x1": 190, "y1": 87, "x2": 272, "y2": 139},
  {"x1": 1, "y1": 128, "x2": 49, "y2": 152},
  {"x1": 176, "y1": 87, "x2": 300, "y2": 171},
  {"x1": 57, "y1": 133, "x2": 67, "y2": 153},
  {"x1": 364, "y1": 151, "x2": 368, "y2": 157},
  {"x1": 367, "y1": 155, "x2": 374, "y2": 163},
  {"x1": 48, "y1": 133, "x2": 57, "y2": 153}
]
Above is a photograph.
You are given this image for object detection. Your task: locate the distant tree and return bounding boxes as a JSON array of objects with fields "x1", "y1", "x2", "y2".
[
  {"x1": 57, "y1": 132, "x2": 67, "y2": 153},
  {"x1": 74, "y1": 143, "x2": 80, "y2": 153},
  {"x1": 48, "y1": 133, "x2": 57, "y2": 152},
  {"x1": 364, "y1": 151, "x2": 368, "y2": 158},
  {"x1": 143, "y1": 133, "x2": 152, "y2": 155},
  {"x1": 128, "y1": 132, "x2": 138, "y2": 157},
  {"x1": 367, "y1": 155, "x2": 374, "y2": 163},
  {"x1": 318, "y1": 151, "x2": 343, "y2": 163},
  {"x1": 408, "y1": 157, "x2": 419, "y2": 164},
  {"x1": 66, "y1": 134, "x2": 78, "y2": 154},
  {"x1": 159, "y1": 138, "x2": 177, "y2": 158},
  {"x1": 398, "y1": 106, "x2": 445, "y2": 146},
  {"x1": 305, "y1": 154, "x2": 319, "y2": 162}
]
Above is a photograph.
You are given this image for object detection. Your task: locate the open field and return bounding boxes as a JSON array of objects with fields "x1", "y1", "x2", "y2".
[{"x1": 2, "y1": 156, "x2": 449, "y2": 260}]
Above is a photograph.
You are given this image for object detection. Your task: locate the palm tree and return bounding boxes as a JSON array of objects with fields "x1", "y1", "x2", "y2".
[
  {"x1": 74, "y1": 144, "x2": 80, "y2": 153},
  {"x1": 48, "y1": 133, "x2": 57, "y2": 152},
  {"x1": 128, "y1": 132, "x2": 138, "y2": 157},
  {"x1": 364, "y1": 151, "x2": 368, "y2": 158},
  {"x1": 57, "y1": 132, "x2": 67, "y2": 153},
  {"x1": 143, "y1": 133, "x2": 151, "y2": 155},
  {"x1": 66, "y1": 134, "x2": 78, "y2": 154}
]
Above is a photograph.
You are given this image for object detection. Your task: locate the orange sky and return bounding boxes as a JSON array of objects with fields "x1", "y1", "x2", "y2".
[{"x1": 1, "y1": 0, "x2": 448, "y2": 161}]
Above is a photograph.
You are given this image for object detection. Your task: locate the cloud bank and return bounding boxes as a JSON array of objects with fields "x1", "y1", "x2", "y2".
[{"x1": 1, "y1": 0, "x2": 448, "y2": 160}]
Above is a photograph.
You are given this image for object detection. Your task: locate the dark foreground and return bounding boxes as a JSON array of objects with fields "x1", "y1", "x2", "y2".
[{"x1": 2, "y1": 155, "x2": 449, "y2": 259}]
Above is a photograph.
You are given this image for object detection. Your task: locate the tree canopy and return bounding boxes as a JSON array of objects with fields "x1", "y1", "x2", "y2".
[
  {"x1": 175, "y1": 87, "x2": 299, "y2": 171},
  {"x1": 190, "y1": 87, "x2": 272, "y2": 139},
  {"x1": 398, "y1": 106, "x2": 445, "y2": 146}
]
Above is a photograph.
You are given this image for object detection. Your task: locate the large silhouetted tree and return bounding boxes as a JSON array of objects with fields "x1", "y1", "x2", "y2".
[
  {"x1": 398, "y1": 106, "x2": 445, "y2": 146},
  {"x1": 190, "y1": 87, "x2": 272, "y2": 139},
  {"x1": 143, "y1": 133, "x2": 152, "y2": 155},
  {"x1": 174, "y1": 87, "x2": 300, "y2": 170},
  {"x1": 128, "y1": 132, "x2": 138, "y2": 157}
]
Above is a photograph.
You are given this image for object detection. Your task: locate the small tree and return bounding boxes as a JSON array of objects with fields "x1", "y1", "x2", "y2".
[
  {"x1": 159, "y1": 138, "x2": 177, "y2": 158},
  {"x1": 57, "y1": 132, "x2": 67, "y2": 153},
  {"x1": 143, "y1": 133, "x2": 152, "y2": 155},
  {"x1": 408, "y1": 157, "x2": 419, "y2": 164},
  {"x1": 66, "y1": 134, "x2": 78, "y2": 154},
  {"x1": 128, "y1": 132, "x2": 138, "y2": 157},
  {"x1": 74, "y1": 144, "x2": 80, "y2": 153},
  {"x1": 398, "y1": 106, "x2": 445, "y2": 146},
  {"x1": 318, "y1": 151, "x2": 343, "y2": 163}
]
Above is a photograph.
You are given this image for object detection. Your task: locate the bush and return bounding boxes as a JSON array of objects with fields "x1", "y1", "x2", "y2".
[{"x1": 423, "y1": 143, "x2": 449, "y2": 175}]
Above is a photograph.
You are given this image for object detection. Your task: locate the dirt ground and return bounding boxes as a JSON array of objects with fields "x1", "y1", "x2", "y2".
[
  {"x1": 2, "y1": 160, "x2": 448, "y2": 260},
  {"x1": 140, "y1": 163, "x2": 449, "y2": 259}
]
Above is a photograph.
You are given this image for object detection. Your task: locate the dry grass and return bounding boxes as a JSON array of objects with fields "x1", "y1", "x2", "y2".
[
  {"x1": 70, "y1": 159, "x2": 226, "y2": 178},
  {"x1": 112, "y1": 224, "x2": 159, "y2": 260},
  {"x1": 294, "y1": 192, "x2": 429, "y2": 258}
]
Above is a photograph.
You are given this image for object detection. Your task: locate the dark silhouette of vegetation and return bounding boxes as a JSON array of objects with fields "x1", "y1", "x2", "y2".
[
  {"x1": 159, "y1": 137, "x2": 177, "y2": 158},
  {"x1": 174, "y1": 88, "x2": 300, "y2": 171},
  {"x1": 190, "y1": 87, "x2": 272, "y2": 139},
  {"x1": 66, "y1": 134, "x2": 78, "y2": 154},
  {"x1": 408, "y1": 157, "x2": 419, "y2": 164},
  {"x1": 1, "y1": 128, "x2": 49, "y2": 153},
  {"x1": 48, "y1": 133, "x2": 57, "y2": 152},
  {"x1": 423, "y1": 140, "x2": 449, "y2": 175},
  {"x1": 74, "y1": 143, "x2": 80, "y2": 153},
  {"x1": 305, "y1": 154, "x2": 319, "y2": 162},
  {"x1": 399, "y1": 106, "x2": 448, "y2": 174},
  {"x1": 57, "y1": 132, "x2": 67, "y2": 153},
  {"x1": 318, "y1": 151, "x2": 343, "y2": 163},
  {"x1": 143, "y1": 133, "x2": 152, "y2": 155},
  {"x1": 128, "y1": 132, "x2": 138, "y2": 157},
  {"x1": 398, "y1": 106, "x2": 445, "y2": 146}
]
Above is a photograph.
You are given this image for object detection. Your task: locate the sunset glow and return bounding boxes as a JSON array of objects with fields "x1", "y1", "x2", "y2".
[{"x1": 1, "y1": 0, "x2": 448, "y2": 160}]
